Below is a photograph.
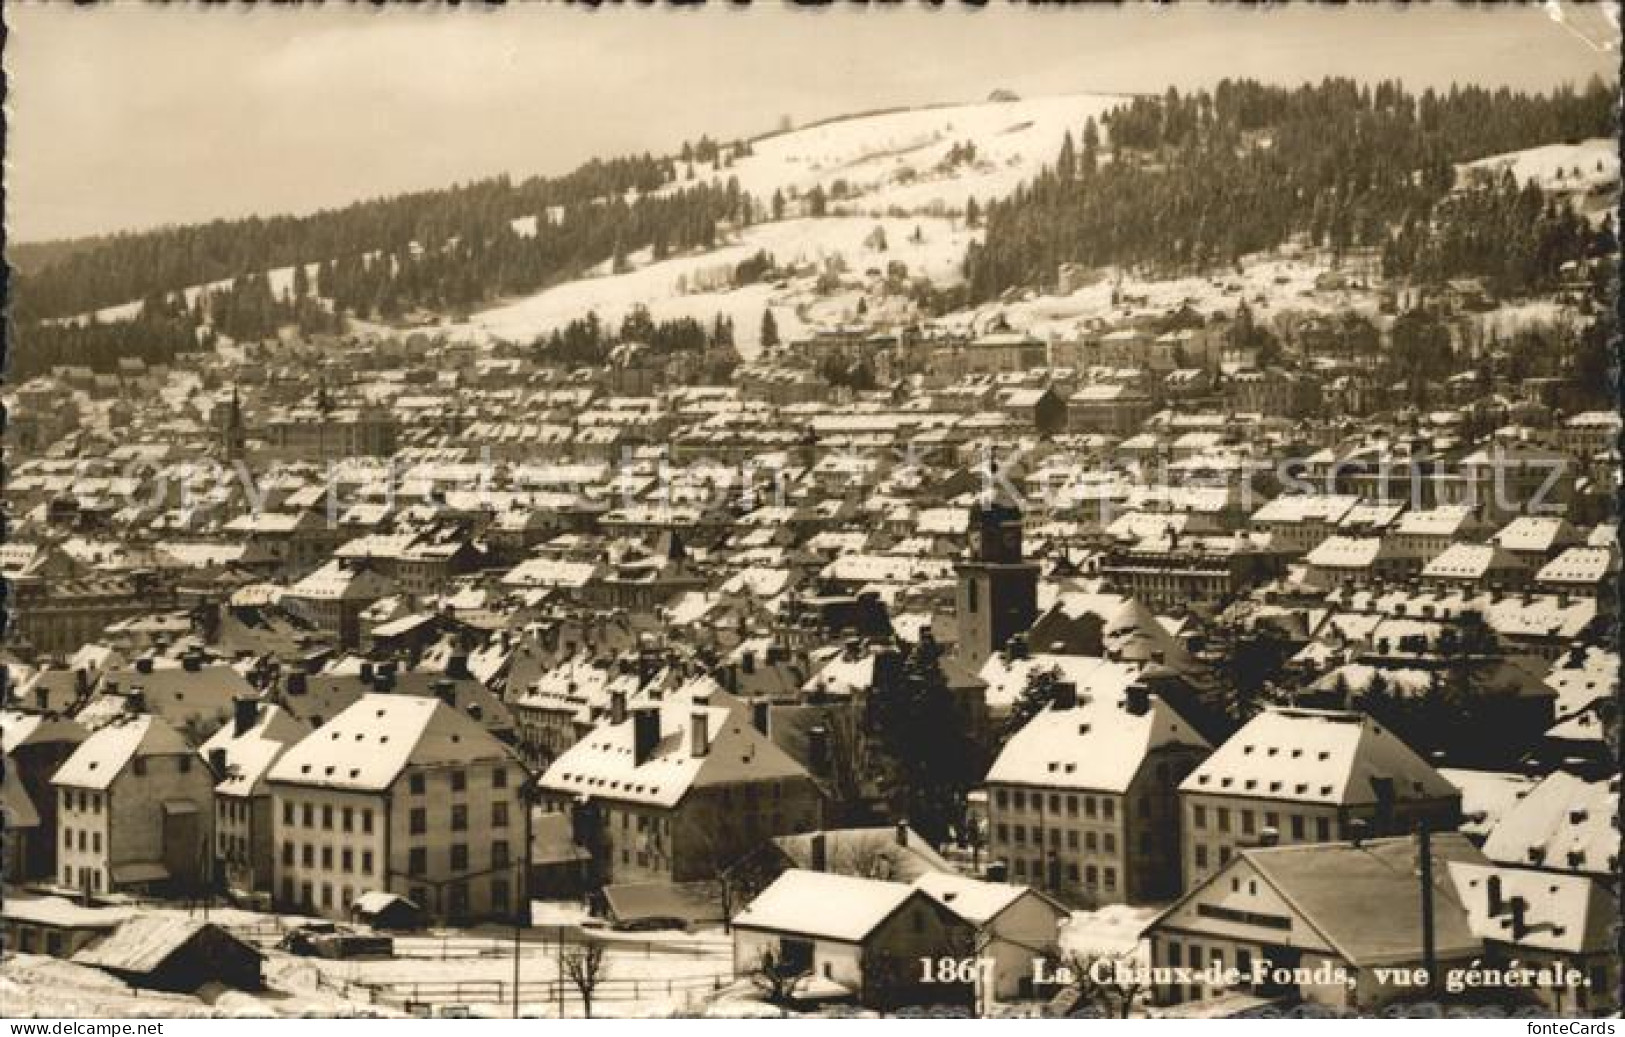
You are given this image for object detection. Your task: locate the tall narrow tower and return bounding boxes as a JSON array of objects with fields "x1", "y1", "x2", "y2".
[
  {"x1": 954, "y1": 496, "x2": 1039, "y2": 672},
  {"x1": 219, "y1": 386, "x2": 246, "y2": 463}
]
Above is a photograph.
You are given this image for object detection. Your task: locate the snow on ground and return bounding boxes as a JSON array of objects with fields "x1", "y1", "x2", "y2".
[
  {"x1": 449, "y1": 216, "x2": 974, "y2": 357},
  {"x1": 1059, "y1": 903, "x2": 1159, "y2": 963},
  {"x1": 1459, "y1": 137, "x2": 1617, "y2": 193},
  {"x1": 671, "y1": 93, "x2": 1128, "y2": 216},
  {"x1": 945, "y1": 252, "x2": 1376, "y2": 341}
]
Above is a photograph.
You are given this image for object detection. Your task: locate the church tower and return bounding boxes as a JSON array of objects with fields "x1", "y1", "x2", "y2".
[
  {"x1": 954, "y1": 495, "x2": 1039, "y2": 672},
  {"x1": 218, "y1": 386, "x2": 246, "y2": 463}
]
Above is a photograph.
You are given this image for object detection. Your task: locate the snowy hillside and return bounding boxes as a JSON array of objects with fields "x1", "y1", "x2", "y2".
[
  {"x1": 449, "y1": 94, "x2": 1128, "y2": 355},
  {"x1": 1458, "y1": 137, "x2": 1617, "y2": 193},
  {"x1": 672, "y1": 93, "x2": 1128, "y2": 215},
  {"x1": 453, "y1": 216, "x2": 973, "y2": 355}
]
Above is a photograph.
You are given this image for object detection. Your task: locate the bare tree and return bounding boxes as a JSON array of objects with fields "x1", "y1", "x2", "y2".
[
  {"x1": 559, "y1": 941, "x2": 610, "y2": 1019},
  {"x1": 1057, "y1": 951, "x2": 1145, "y2": 1019},
  {"x1": 746, "y1": 946, "x2": 810, "y2": 1012}
]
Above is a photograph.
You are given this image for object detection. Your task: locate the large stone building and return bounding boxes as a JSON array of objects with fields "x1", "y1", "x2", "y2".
[{"x1": 267, "y1": 693, "x2": 529, "y2": 924}]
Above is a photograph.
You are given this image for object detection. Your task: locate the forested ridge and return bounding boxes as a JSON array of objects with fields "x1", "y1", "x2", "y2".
[{"x1": 965, "y1": 76, "x2": 1616, "y2": 299}]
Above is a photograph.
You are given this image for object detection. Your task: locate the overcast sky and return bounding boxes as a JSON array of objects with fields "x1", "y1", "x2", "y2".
[{"x1": 8, "y1": 2, "x2": 1617, "y2": 243}]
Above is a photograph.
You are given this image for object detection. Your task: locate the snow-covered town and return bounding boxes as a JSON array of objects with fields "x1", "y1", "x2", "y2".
[{"x1": 3, "y1": 5, "x2": 1620, "y2": 1023}]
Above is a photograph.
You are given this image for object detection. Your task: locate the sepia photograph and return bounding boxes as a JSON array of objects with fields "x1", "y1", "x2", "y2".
[{"x1": 0, "y1": 0, "x2": 1619, "y2": 1024}]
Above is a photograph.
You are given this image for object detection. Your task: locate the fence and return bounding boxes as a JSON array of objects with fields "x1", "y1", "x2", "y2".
[{"x1": 342, "y1": 971, "x2": 735, "y2": 1014}]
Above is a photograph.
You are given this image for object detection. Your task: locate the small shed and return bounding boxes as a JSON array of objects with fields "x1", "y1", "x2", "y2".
[
  {"x1": 349, "y1": 891, "x2": 426, "y2": 932},
  {"x1": 73, "y1": 915, "x2": 263, "y2": 992}
]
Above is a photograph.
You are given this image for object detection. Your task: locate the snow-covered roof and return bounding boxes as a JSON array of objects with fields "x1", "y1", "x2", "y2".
[
  {"x1": 733, "y1": 869, "x2": 924, "y2": 943},
  {"x1": 1180, "y1": 707, "x2": 1455, "y2": 807}
]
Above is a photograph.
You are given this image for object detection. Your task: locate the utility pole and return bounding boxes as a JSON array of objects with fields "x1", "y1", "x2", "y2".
[
  {"x1": 1417, "y1": 822, "x2": 1436, "y2": 996},
  {"x1": 512, "y1": 859, "x2": 522, "y2": 1019}
]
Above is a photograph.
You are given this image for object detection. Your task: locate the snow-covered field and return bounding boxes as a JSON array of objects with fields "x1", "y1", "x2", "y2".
[
  {"x1": 1459, "y1": 137, "x2": 1617, "y2": 192},
  {"x1": 669, "y1": 93, "x2": 1127, "y2": 216},
  {"x1": 450, "y1": 216, "x2": 974, "y2": 356}
]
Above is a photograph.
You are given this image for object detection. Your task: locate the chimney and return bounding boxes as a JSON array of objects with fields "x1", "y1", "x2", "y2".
[
  {"x1": 807, "y1": 724, "x2": 829, "y2": 775},
  {"x1": 691, "y1": 710, "x2": 711, "y2": 758},
  {"x1": 895, "y1": 820, "x2": 909, "y2": 847},
  {"x1": 1508, "y1": 895, "x2": 1528, "y2": 940},
  {"x1": 432, "y1": 679, "x2": 457, "y2": 706},
  {"x1": 208, "y1": 747, "x2": 228, "y2": 778},
  {"x1": 182, "y1": 652, "x2": 203, "y2": 673},
  {"x1": 1486, "y1": 874, "x2": 1504, "y2": 917},
  {"x1": 287, "y1": 672, "x2": 308, "y2": 696},
  {"x1": 810, "y1": 831, "x2": 827, "y2": 872},
  {"x1": 610, "y1": 690, "x2": 628, "y2": 725},
  {"x1": 233, "y1": 696, "x2": 258, "y2": 737},
  {"x1": 741, "y1": 650, "x2": 756, "y2": 675},
  {"x1": 632, "y1": 706, "x2": 661, "y2": 765},
  {"x1": 1053, "y1": 680, "x2": 1078, "y2": 711},
  {"x1": 125, "y1": 687, "x2": 147, "y2": 714},
  {"x1": 447, "y1": 654, "x2": 471, "y2": 680},
  {"x1": 1124, "y1": 683, "x2": 1151, "y2": 716},
  {"x1": 985, "y1": 860, "x2": 1009, "y2": 882},
  {"x1": 1259, "y1": 826, "x2": 1280, "y2": 847},
  {"x1": 751, "y1": 699, "x2": 771, "y2": 736},
  {"x1": 1349, "y1": 817, "x2": 1369, "y2": 848},
  {"x1": 360, "y1": 661, "x2": 375, "y2": 685},
  {"x1": 135, "y1": 657, "x2": 154, "y2": 675}
]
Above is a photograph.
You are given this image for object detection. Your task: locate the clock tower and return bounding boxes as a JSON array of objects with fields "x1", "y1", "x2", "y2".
[{"x1": 955, "y1": 496, "x2": 1039, "y2": 672}]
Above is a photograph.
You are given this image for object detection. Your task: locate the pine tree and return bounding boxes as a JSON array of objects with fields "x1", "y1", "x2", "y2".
[{"x1": 759, "y1": 308, "x2": 780, "y2": 350}]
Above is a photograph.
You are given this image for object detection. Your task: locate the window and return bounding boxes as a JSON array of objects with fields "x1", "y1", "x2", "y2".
[
  {"x1": 410, "y1": 808, "x2": 427, "y2": 835},
  {"x1": 321, "y1": 884, "x2": 333, "y2": 908},
  {"x1": 451, "y1": 805, "x2": 468, "y2": 831},
  {"x1": 342, "y1": 807, "x2": 354, "y2": 832},
  {"x1": 1195, "y1": 844, "x2": 1208, "y2": 869},
  {"x1": 92, "y1": 832, "x2": 101, "y2": 853},
  {"x1": 64, "y1": 828, "x2": 72, "y2": 848},
  {"x1": 451, "y1": 844, "x2": 469, "y2": 870},
  {"x1": 1103, "y1": 867, "x2": 1116, "y2": 891},
  {"x1": 321, "y1": 846, "x2": 333, "y2": 869},
  {"x1": 302, "y1": 804, "x2": 314, "y2": 827},
  {"x1": 1084, "y1": 796, "x2": 1097, "y2": 818},
  {"x1": 302, "y1": 845, "x2": 314, "y2": 867},
  {"x1": 1085, "y1": 831, "x2": 1098, "y2": 852},
  {"x1": 1084, "y1": 865, "x2": 1098, "y2": 886},
  {"x1": 995, "y1": 824, "x2": 1009, "y2": 844},
  {"x1": 493, "y1": 841, "x2": 510, "y2": 868},
  {"x1": 1066, "y1": 795, "x2": 1078, "y2": 817},
  {"x1": 1103, "y1": 833, "x2": 1116, "y2": 854},
  {"x1": 362, "y1": 851, "x2": 374, "y2": 875},
  {"x1": 283, "y1": 802, "x2": 294, "y2": 826},
  {"x1": 994, "y1": 789, "x2": 1009, "y2": 809},
  {"x1": 1290, "y1": 815, "x2": 1305, "y2": 840},
  {"x1": 341, "y1": 849, "x2": 353, "y2": 872},
  {"x1": 322, "y1": 805, "x2": 333, "y2": 830},
  {"x1": 179, "y1": 756, "x2": 191, "y2": 774},
  {"x1": 451, "y1": 770, "x2": 467, "y2": 793},
  {"x1": 492, "y1": 802, "x2": 509, "y2": 828},
  {"x1": 1217, "y1": 808, "x2": 1231, "y2": 833},
  {"x1": 1013, "y1": 790, "x2": 1026, "y2": 810},
  {"x1": 133, "y1": 758, "x2": 147, "y2": 776},
  {"x1": 492, "y1": 768, "x2": 507, "y2": 789},
  {"x1": 492, "y1": 878, "x2": 511, "y2": 913},
  {"x1": 1242, "y1": 810, "x2": 1255, "y2": 836},
  {"x1": 282, "y1": 842, "x2": 294, "y2": 866},
  {"x1": 967, "y1": 579, "x2": 979, "y2": 613},
  {"x1": 1315, "y1": 817, "x2": 1331, "y2": 841},
  {"x1": 1193, "y1": 805, "x2": 1207, "y2": 829},
  {"x1": 1102, "y1": 799, "x2": 1114, "y2": 820},
  {"x1": 362, "y1": 809, "x2": 374, "y2": 834},
  {"x1": 409, "y1": 773, "x2": 426, "y2": 795},
  {"x1": 1066, "y1": 830, "x2": 1079, "y2": 850},
  {"x1": 408, "y1": 848, "x2": 427, "y2": 875}
]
